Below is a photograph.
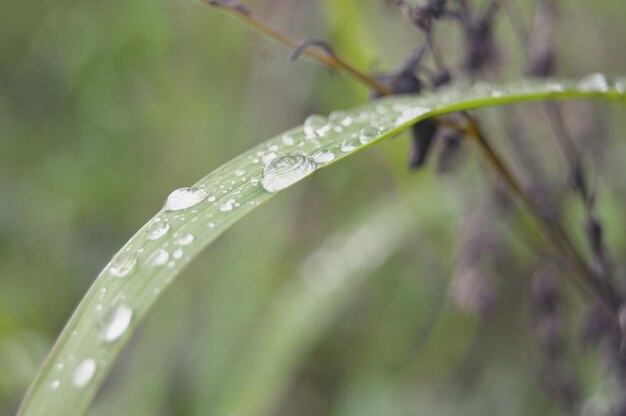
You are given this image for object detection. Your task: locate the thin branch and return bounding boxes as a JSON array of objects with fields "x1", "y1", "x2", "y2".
[{"x1": 202, "y1": 0, "x2": 392, "y2": 95}]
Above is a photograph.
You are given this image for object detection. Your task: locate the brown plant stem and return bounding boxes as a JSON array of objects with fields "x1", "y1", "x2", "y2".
[{"x1": 202, "y1": 0, "x2": 392, "y2": 96}]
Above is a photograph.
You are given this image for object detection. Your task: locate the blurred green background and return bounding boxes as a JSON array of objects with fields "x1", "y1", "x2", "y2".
[{"x1": 1, "y1": 0, "x2": 626, "y2": 415}]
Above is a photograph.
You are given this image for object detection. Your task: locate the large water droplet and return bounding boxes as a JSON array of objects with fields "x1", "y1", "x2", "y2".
[
  {"x1": 146, "y1": 220, "x2": 170, "y2": 240},
  {"x1": 577, "y1": 73, "x2": 609, "y2": 92},
  {"x1": 109, "y1": 253, "x2": 137, "y2": 278},
  {"x1": 163, "y1": 187, "x2": 207, "y2": 211},
  {"x1": 312, "y1": 150, "x2": 335, "y2": 164},
  {"x1": 102, "y1": 305, "x2": 133, "y2": 342},
  {"x1": 72, "y1": 359, "x2": 96, "y2": 388},
  {"x1": 359, "y1": 127, "x2": 380, "y2": 144},
  {"x1": 261, "y1": 153, "x2": 317, "y2": 193}
]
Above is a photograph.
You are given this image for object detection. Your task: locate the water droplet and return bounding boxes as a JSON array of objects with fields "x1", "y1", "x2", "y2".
[
  {"x1": 329, "y1": 110, "x2": 347, "y2": 123},
  {"x1": 176, "y1": 233, "x2": 194, "y2": 246},
  {"x1": 261, "y1": 153, "x2": 317, "y2": 193},
  {"x1": 163, "y1": 187, "x2": 207, "y2": 211},
  {"x1": 150, "y1": 249, "x2": 169, "y2": 266},
  {"x1": 250, "y1": 177, "x2": 260, "y2": 186},
  {"x1": 312, "y1": 149, "x2": 335, "y2": 164},
  {"x1": 340, "y1": 139, "x2": 358, "y2": 153},
  {"x1": 262, "y1": 152, "x2": 277, "y2": 164},
  {"x1": 109, "y1": 253, "x2": 137, "y2": 278},
  {"x1": 235, "y1": 169, "x2": 246, "y2": 177},
  {"x1": 578, "y1": 73, "x2": 609, "y2": 92},
  {"x1": 172, "y1": 248, "x2": 183, "y2": 259},
  {"x1": 72, "y1": 359, "x2": 96, "y2": 388},
  {"x1": 359, "y1": 127, "x2": 380, "y2": 145},
  {"x1": 304, "y1": 114, "x2": 327, "y2": 137},
  {"x1": 219, "y1": 201, "x2": 233, "y2": 212},
  {"x1": 269, "y1": 144, "x2": 279, "y2": 152},
  {"x1": 102, "y1": 305, "x2": 133, "y2": 342},
  {"x1": 282, "y1": 135, "x2": 295, "y2": 146},
  {"x1": 50, "y1": 380, "x2": 60, "y2": 390},
  {"x1": 147, "y1": 220, "x2": 170, "y2": 240},
  {"x1": 208, "y1": 195, "x2": 216, "y2": 202},
  {"x1": 395, "y1": 106, "x2": 430, "y2": 127},
  {"x1": 547, "y1": 82, "x2": 565, "y2": 92}
]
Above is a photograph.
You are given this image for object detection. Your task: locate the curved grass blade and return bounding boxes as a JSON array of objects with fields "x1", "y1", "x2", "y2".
[{"x1": 18, "y1": 75, "x2": 626, "y2": 415}]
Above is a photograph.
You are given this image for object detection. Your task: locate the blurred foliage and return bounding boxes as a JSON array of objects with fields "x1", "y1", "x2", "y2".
[{"x1": 1, "y1": 0, "x2": 625, "y2": 415}]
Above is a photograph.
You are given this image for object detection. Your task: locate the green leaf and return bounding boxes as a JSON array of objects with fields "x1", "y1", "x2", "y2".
[{"x1": 18, "y1": 76, "x2": 626, "y2": 415}]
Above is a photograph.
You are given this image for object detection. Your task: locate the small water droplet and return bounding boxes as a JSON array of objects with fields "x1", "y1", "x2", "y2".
[
  {"x1": 220, "y1": 201, "x2": 233, "y2": 212},
  {"x1": 208, "y1": 195, "x2": 216, "y2": 202},
  {"x1": 102, "y1": 305, "x2": 133, "y2": 342},
  {"x1": 172, "y1": 248, "x2": 183, "y2": 259},
  {"x1": 109, "y1": 253, "x2": 137, "y2": 278},
  {"x1": 282, "y1": 135, "x2": 295, "y2": 146},
  {"x1": 578, "y1": 73, "x2": 609, "y2": 92},
  {"x1": 262, "y1": 152, "x2": 277, "y2": 164},
  {"x1": 261, "y1": 153, "x2": 317, "y2": 193},
  {"x1": 340, "y1": 139, "x2": 358, "y2": 153},
  {"x1": 329, "y1": 110, "x2": 347, "y2": 124},
  {"x1": 359, "y1": 127, "x2": 381, "y2": 144},
  {"x1": 163, "y1": 187, "x2": 207, "y2": 211},
  {"x1": 50, "y1": 380, "x2": 60, "y2": 390},
  {"x1": 73, "y1": 359, "x2": 96, "y2": 388},
  {"x1": 147, "y1": 220, "x2": 170, "y2": 240},
  {"x1": 250, "y1": 177, "x2": 260, "y2": 186},
  {"x1": 304, "y1": 114, "x2": 327, "y2": 137},
  {"x1": 395, "y1": 106, "x2": 430, "y2": 127},
  {"x1": 54, "y1": 363, "x2": 64, "y2": 371},
  {"x1": 312, "y1": 149, "x2": 335, "y2": 164},
  {"x1": 269, "y1": 144, "x2": 279, "y2": 152},
  {"x1": 176, "y1": 233, "x2": 194, "y2": 246},
  {"x1": 235, "y1": 169, "x2": 246, "y2": 177},
  {"x1": 150, "y1": 249, "x2": 169, "y2": 266}
]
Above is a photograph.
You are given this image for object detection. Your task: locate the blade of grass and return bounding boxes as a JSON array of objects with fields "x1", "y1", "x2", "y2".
[{"x1": 18, "y1": 76, "x2": 626, "y2": 415}]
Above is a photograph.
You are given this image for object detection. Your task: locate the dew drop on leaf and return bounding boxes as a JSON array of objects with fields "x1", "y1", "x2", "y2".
[
  {"x1": 109, "y1": 253, "x2": 137, "y2": 278},
  {"x1": 312, "y1": 149, "x2": 335, "y2": 164},
  {"x1": 176, "y1": 233, "x2": 194, "y2": 246},
  {"x1": 262, "y1": 152, "x2": 277, "y2": 164},
  {"x1": 163, "y1": 187, "x2": 207, "y2": 211},
  {"x1": 395, "y1": 106, "x2": 430, "y2": 127},
  {"x1": 340, "y1": 139, "x2": 358, "y2": 153},
  {"x1": 72, "y1": 359, "x2": 96, "y2": 388},
  {"x1": 282, "y1": 135, "x2": 295, "y2": 146},
  {"x1": 261, "y1": 153, "x2": 317, "y2": 193},
  {"x1": 150, "y1": 249, "x2": 170, "y2": 266},
  {"x1": 359, "y1": 127, "x2": 381, "y2": 144},
  {"x1": 303, "y1": 114, "x2": 327, "y2": 137},
  {"x1": 102, "y1": 305, "x2": 133, "y2": 342},
  {"x1": 220, "y1": 201, "x2": 234, "y2": 212},
  {"x1": 577, "y1": 73, "x2": 609, "y2": 92},
  {"x1": 146, "y1": 220, "x2": 170, "y2": 241}
]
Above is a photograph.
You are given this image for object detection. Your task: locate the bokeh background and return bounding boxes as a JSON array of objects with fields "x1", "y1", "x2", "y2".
[{"x1": 1, "y1": 0, "x2": 626, "y2": 415}]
